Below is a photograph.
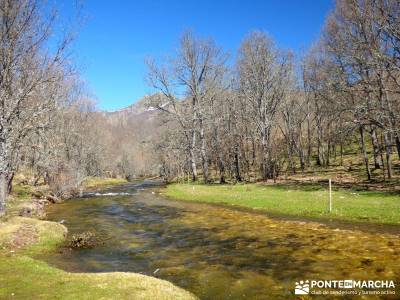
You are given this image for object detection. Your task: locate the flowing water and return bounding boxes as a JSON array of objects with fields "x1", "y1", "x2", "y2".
[{"x1": 42, "y1": 181, "x2": 400, "y2": 299}]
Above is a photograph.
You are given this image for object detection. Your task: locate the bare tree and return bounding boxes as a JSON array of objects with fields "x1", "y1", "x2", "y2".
[
  {"x1": 147, "y1": 31, "x2": 227, "y2": 183},
  {"x1": 238, "y1": 31, "x2": 293, "y2": 180},
  {"x1": 0, "y1": 0, "x2": 74, "y2": 213},
  {"x1": 320, "y1": 0, "x2": 400, "y2": 179},
  {"x1": 143, "y1": 2, "x2": 400, "y2": 184}
]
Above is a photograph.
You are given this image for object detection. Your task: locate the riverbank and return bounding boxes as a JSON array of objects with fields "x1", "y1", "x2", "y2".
[
  {"x1": 0, "y1": 179, "x2": 196, "y2": 300},
  {"x1": 164, "y1": 183, "x2": 400, "y2": 225}
]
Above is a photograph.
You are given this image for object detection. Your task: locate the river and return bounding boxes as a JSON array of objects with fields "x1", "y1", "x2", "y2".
[{"x1": 41, "y1": 181, "x2": 400, "y2": 299}]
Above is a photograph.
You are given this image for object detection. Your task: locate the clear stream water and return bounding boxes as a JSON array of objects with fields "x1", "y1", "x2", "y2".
[{"x1": 42, "y1": 181, "x2": 400, "y2": 299}]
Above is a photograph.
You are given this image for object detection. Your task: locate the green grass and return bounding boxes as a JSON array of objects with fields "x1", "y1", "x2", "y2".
[
  {"x1": 0, "y1": 255, "x2": 196, "y2": 300},
  {"x1": 164, "y1": 183, "x2": 400, "y2": 225},
  {"x1": 11, "y1": 184, "x2": 33, "y2": 200}
]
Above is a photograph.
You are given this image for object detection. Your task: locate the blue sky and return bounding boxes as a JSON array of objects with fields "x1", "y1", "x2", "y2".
[{"x1": 60, "y1": 0, "x2": 333, "y2": 111}]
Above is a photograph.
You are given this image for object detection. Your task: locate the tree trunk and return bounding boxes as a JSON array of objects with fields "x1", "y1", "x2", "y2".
[
  {"x1": 333, "y1": 144, "x2": 336, "y2": 161},
  {"x1": 299, "y1": 149, "x2": 305, "y2": 171},
  {"x1": 383, "y1": 132, "x2": 393, "y2": 179},
  {"x1": 199, "y1": 118, "x2": 208, "y2": 184},
  {"x1": 287, "y1": 141, "x2": 295, "y2": 174},
  {"x1": 340, "y1": 142, "x2": 343, "y2": 166},
  {"x1": 273, "y1": 162, "x2": 277, "y2": 183},
  {"x1": 326, "y1": 137, "x2": 331, "y2": 167},
  {"x1": 251, "y1": 138, "x2": 256, "y2": 166},
  {"x1": 369, "y1": 127, "x2": 381, "y2": 169},
  {"x1": 316, "y1": 142, "x2": 323, "y2": 166},
  {"x1": 316, "y1": 115, "x2": 324, "y2": 167},
  {"x1": 379, "y1": 135, "x2": 386, "y2": 181},
  {"x1": 395, "y1": 134, "x2": 400, "y2": 160},
  {"x1": 306, "y1": 100, "x2": 312, "y2": 167},
  {"x1": 234, "y1": 145, "x2": 242, "y2": 182},
  {"x1": 359, "y1": 126, "x2": 371, "y2": 180},
  {"x1": 379, "y1": 75, "x2": 400, "y2": 162},
  {"x1": 261, "y1": 126, "x2": 269, "y2": 180},
  {"x1": 0, "y1": 172, "x2": 9, "y2": 215},
  {"x1": 7, "y1": 172, "x2": 14, "y2": 194},
  {"x1": 189, "y1": 129, "x2": 198, "y2": 182},
  {"x1": 378, "y1": 74, "x2": 395, "y2": 177},
  {"x1": 297, "y1": 129, "x2": 305, "y2": 171},
  {"x1": 218, "y1": 157, "x2": 225, "y2": 184}
]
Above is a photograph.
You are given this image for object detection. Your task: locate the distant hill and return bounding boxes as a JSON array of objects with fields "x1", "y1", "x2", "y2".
[
  {"x1": 95, "y1": 94, "x2": 168, "y2": 177},
  {"x1": 101, "y1": 94, "x2": 162, "y2": 128}
]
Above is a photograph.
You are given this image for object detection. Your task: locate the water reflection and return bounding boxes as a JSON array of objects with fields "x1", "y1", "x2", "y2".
[{"x1": 42, "y1": 182, "x2": 400, "y2": 299}]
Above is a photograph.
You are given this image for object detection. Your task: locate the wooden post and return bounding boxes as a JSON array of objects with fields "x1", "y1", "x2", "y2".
[{"x1": 329, "y1": 179, "x2": 332, "y2": 213}]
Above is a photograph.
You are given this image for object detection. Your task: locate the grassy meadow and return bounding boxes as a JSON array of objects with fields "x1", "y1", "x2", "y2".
[{"x1": 165, "y1": 183, "x2": 400, "y2": 225}]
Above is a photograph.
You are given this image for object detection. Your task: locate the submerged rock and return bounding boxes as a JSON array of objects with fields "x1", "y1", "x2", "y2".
[{"x1": 69, "y1": 231, "x2": 97, "y2": 248}]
